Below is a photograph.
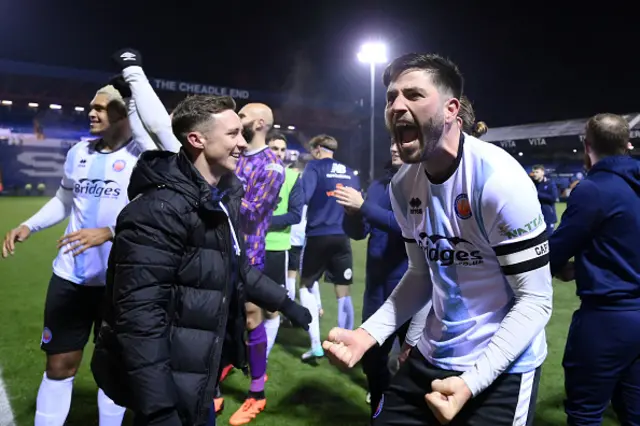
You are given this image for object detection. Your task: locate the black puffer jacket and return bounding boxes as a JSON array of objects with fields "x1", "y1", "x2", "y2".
[{"x1": 91, "y1": 150, "x2": 288, "y2": 425}]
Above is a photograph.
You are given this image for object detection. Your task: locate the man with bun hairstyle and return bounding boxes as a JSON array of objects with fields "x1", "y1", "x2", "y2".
[{"x1": 323, "y1": 53, "x2": 551, "y2": 425}]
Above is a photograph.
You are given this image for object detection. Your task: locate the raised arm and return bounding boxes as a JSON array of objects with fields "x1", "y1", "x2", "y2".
[
  {"x1": 122, "y1": 65, "x2": 181, "y2": 153},
  {"x1": 125, "y1": 97, "x2": 160, "y2": 152}
]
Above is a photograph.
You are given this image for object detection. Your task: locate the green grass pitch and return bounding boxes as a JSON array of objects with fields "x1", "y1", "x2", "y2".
[{"x1": 0, "y1": 198, "x2": 619, "y2": 425}]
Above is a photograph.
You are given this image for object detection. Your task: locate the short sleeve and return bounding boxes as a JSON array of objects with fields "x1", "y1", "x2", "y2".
[{"x1": 389, "y1": 172, "x2": 414, "y2": 241}]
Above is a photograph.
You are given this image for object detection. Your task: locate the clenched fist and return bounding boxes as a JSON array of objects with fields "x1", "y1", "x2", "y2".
[{"x1": 425, "y1": 376, "x2": 472, "y2": 424}]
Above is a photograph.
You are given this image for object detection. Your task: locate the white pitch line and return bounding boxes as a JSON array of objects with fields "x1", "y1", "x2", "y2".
[{"x1": 0, "y1": 367, "x2": 15, "y2": 426}]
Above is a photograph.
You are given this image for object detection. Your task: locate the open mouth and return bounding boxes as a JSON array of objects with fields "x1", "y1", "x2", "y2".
[
  {"x1": 394, "y1": 122, "x2": 420, "y2": 145},
  {"x1": 230, "y1": 152, "x2": 241, "y2": 159}
]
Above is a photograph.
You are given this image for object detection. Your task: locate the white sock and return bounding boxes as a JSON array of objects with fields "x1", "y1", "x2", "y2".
[
  {"x1": 299, "y1": 287, "x2": 321, "y2": 349},
  {"x1": 264, "y1": 316, "x2": 281, "y2": 359},
  {"x1": 285, "y1": 277, "x2": 296, "y2": 301},
  {"x1": 98, "y1": 388, "x2": 125, "y2": 426},
  {"x1": 311, "y1": 281, "x2": 322, "y2": 310},
  {"x1": 35, "y1": 373, "x2": 73, "y2": 426}
]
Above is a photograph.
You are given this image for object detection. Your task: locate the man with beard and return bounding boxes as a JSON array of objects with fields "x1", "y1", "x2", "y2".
[
  {"x1": 226, "y1": 103, "x2": 285, "y2": 426},
  {"x1": 322, "y1": 53, "x2": 552, "y2": 425},
  {"x1": 395, "y1": 95, "x2": 489, "y2": 371},
  {"x1": 550, "y1": 114, "x2": 640, "y2": 425}
]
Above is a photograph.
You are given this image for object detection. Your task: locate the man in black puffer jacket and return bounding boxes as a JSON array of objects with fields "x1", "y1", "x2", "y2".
[{"x1": 91, "y1": 95, "x2": 311, "y2": 426}]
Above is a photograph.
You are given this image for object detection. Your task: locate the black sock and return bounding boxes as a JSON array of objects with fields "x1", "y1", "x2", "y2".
[{"x1": 247, "y1": 390, "x2": 265, "y2": 400}]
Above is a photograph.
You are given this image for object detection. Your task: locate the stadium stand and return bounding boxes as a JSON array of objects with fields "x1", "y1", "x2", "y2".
[
  {"x1": 482, "y1": 114, "x2": 640, "y2": 198},
  {"x1": 2, "y1": 57, "x2": 637, "y2": 197},
  {"x1": 0, "y1": 58, "x2": 367, "y2": 195}
]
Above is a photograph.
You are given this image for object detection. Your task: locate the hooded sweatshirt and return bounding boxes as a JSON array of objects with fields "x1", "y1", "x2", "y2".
[{"x1": 550, "y1": 155, "x2": 640, "y2": 310}]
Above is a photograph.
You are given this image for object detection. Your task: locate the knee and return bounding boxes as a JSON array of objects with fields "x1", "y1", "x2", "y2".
[
  {"x1": 46, "y1": 354, "x2": 81, "y2": 379},
  {"x1": 335, "y1": 284, "x2": 349, "y2": 298}
]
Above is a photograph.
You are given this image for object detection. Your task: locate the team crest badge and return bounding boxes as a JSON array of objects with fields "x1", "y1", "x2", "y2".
[
  {"x1": 112, "y1": 159, "x2": 126, "y2": 172},
  {"x1": 343, "y1": 268, "x2": 353, "y2": 280},
  {"x1": 454, "y1": 194, "x2": 472, "y2": 220},
  {"x1": 41, "y1": 327, "x2": 52, "y2": 344},
  {"x1": 373, "y1": 394, "x2": 384, "y2": 418}
]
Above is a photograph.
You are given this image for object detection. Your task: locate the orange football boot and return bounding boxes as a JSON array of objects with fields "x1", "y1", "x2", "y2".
[{"x1": 228, "y1": 398, "x2": 266, "y2": 425}]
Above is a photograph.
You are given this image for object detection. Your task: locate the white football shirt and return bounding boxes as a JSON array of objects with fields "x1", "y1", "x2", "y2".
[
  {"x1": 52, "y1": 140, "x2": 143, "y2": 286},
  {"x1": 390, "y1": 134, "x2": 549, "y2": 374}
]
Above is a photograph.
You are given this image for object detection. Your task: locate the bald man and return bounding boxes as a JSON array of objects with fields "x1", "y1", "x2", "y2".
[{"x1": 222, "y1": 102, "x2": 285, "y2": 425}]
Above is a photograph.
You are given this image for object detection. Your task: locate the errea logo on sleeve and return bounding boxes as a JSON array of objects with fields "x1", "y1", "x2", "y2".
[{"x1": 409, "y1": 198, "x2": 422, "y2": 214}]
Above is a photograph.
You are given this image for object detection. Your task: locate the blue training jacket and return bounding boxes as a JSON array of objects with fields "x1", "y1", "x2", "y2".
[
  {"x1": 342, "y1": 164, "x2": 407, "y2": 320},
  {"x1": 550, "y1": 155, "x2": 640, "y2": 310},
  {"x1": 535, "y1": 177, "x2": 558, "y2": 227},
  {"x1": 300, "y1": 158, "x2": 360, "y2": 237}
]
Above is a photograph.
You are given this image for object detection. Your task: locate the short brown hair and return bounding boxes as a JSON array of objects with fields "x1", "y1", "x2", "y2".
[
  {"x1": 171, "y1": 95, "x2": 236, "y2": 145},
  {"x1": 383, "y1": 53, "x2": 463, "y2": 99},
  {"x1": 308, "y1": 134, "x2": 338, "y2": 151},
  {"x1": 267, "y1": 130, "x2": 288, "y2": 144},
  {"x1": 532, "y1": 164, "x2": 545, "y2": 171},
  {"x1": 585, "y1": 113, "x2": 630, "y2": 157}
]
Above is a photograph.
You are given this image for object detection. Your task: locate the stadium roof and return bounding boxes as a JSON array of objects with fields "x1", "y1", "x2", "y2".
[
  {"x1": 0, "y1": 58, "x2": 361, "y2": 113},
  {"x1": 483, "y1": 113, "x2": 640, "y2": 142}
]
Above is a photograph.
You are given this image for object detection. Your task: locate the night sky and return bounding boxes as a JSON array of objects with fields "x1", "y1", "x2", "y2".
[{"x1": 0, "y1": 0, "x2": 636, "y2": 127}]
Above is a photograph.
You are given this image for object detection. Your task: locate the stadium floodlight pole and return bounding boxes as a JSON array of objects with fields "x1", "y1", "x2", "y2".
[{"x1": 358, "y1": 42, "x2": 388, "y2": 185}]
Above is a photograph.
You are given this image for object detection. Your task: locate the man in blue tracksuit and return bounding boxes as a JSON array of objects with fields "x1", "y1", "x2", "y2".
[
  {"x1": 531, "y1": 164, "x2": 558, "y2": 236},
  {"x1": 297, "y1": 134, "x2": 361, "y2": 362},
  {"x1": 549, "y1": 113, "x2": 640, "y2": 426},
  {"x1": 335, "y1": 143, "x2": 410, "y2": 420}
]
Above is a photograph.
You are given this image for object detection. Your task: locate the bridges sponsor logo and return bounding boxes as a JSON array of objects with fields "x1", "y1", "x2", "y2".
[{"x1": 74, "y1": 178, "x2": 121, "y2": 198}]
